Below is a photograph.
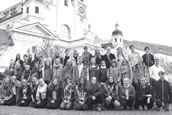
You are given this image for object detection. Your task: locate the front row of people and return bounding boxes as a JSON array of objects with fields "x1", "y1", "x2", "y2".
[{"x1": 0, "y1": 71, "x2": 171, "y2": 111}]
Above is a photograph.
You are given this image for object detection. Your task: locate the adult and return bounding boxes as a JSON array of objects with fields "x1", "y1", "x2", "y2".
[
  {"x1": 128, "y1": 45, "x2": 140, "y2": 69},
  {"x1": 63, "y1": 49, "x2": 70, "y2": 67},
  {"x1": 103, "y1": 47, "x2": 116, "y2": 69},
  {"x1": 95, "y1": 49, "x2": 103, "y2": 67},
  {"x1": 116, "y1": 47, "x2": 125, "y2": 69},
  {"x1": 82, "y1": 46, "x2": 92, "y2": 66},
  {"x1": 142, "y1": 47, "x2": 155, "y2": 68}
]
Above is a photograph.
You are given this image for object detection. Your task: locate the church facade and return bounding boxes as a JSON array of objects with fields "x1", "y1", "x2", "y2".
[{"x1": 0, "y1": 0, "x2": 101, "y2": 70}]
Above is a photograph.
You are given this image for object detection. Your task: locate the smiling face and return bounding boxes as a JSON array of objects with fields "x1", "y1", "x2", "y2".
[
  {"x1": 140, "y1": 77, "x2": 147, "y2": 86},
  {"x1": 45, "y1": 60, "x2": 50, "y2": 66},
  {"x1": 91, "y1": 57, "x2": 96, "y2": 65},
  {"x1": 53, "y1": 79, "x2": 58, "y2": 86},
  {"x1": 39, "y1": 79, "x2": 45, "y2": 86},
  {"x1": 108, "y1": 76, "x2": 114, "y2": 83},
  {"x1": 22, "y1": 79, "x2": 27, "y2": 87},
  {"x1": 80, "y1": 77, "x2": 85, "y2": 85},
  {"x1": 4, "y1": 77, "x2": 10, "y2": 86},
  {"x1": 91, "y1": 77, "x2": 97, "y2": 84},
  {"x1": 123, "y1": 78, "x2": 130, "y2": 87}
]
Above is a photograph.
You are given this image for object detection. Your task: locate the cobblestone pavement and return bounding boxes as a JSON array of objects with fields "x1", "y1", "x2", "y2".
[{"x1": 0, "y1": 105, "x2": 171, "y2": 115}]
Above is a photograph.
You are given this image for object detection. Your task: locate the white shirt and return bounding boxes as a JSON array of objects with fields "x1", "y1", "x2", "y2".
[
  {"x1": 150, "y1": 65, "x2": 168, "y2": 81},
  {"x1": 128, "y1": 51, "x2": 140, "y2": 68},
  {"x1": 78, "y1": 64, "x2": 83, "y2": 78}
]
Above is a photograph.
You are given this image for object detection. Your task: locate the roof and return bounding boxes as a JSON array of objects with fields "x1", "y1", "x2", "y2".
[
  {"x1": 112, "y1": 30, "x2": 123, "y2": 36},
  {"x1": 0, "y1": 29, "x2": 14, "y2": 46},
  {"x1": 17, "y1": 22, "x2": 57, "y2": 38},
  {"x1": 101, "y1": 39, "x2": 172, "y2": 56},
  {"x1": 123, "y1": 40, "x2": 172, "y2": 56}
]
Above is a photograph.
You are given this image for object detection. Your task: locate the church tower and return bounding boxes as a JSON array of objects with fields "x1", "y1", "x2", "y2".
[
  {"x1": 56, "y1": 0, "x2": 88, "y2": 40},
  {"x1": 112, "y1": 23, "x2": 123, "y2": 48}
]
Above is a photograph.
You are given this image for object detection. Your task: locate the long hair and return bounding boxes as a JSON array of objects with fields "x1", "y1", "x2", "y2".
[
  {"x1": 77, "y1": 77, "x2": 87, "y2": 92},
  {"x1": 48, "y1": 78, "x2": 60, "y2": 91},
  {"x1": 44, "y1": 60, "x2": 52, "y2": 70}
]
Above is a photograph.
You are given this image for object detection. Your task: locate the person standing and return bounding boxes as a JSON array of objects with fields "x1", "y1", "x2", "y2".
[
  {"x1": 82, "y1": 46, "x2": 92, "y2": 67},
  {"x1": 142, "y1": 47, "x2": 155, "y2": 68},
  {"x1": 155, "y1": 71, "x2": 171, "y2": 111},
  {"x1": 103, "y1": 47, "x2": 115, "y2": 69}
]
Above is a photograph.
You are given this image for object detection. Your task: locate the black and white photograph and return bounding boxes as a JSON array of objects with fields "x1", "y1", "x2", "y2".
[{"x1": 0, "y1": 0, "x2": 172, "y2": 115}]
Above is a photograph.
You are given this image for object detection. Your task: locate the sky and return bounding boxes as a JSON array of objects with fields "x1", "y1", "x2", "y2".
[{"x1": 0, "y1": 0, "x2": 172, "y2": 46}]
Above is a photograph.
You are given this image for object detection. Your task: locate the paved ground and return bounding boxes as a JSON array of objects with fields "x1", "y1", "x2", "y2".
[{"x1": 0, "y1": 105, "x2": 172, "y2": 115}]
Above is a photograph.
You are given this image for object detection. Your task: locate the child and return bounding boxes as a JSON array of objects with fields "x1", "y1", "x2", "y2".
[
  {"x1": 87, "y1": 76, "x2": 103, "y2": 111},
  {"x1": 135, "y1": 77, "x2": 154, "y2": 110},
  {"x1": 155, "y1": 71, "x2": 171, "y2": 111},
  {"x1": 60, "y1": 78, "x2": 74, "y2": 110},
  {"x1": 73, "y1": 77, "x2": 88, "y2": 110},
  {"x1": 97, "y1": 60, "x2": 108, "y2": 84},
  {"x1": 18, "y1": 79, "x2": 31, "y2": 106},
  {"x1": 43, "y1": 60, "x2": 52, "y2": 84},
  {"x1": 119, "y1": 77, "x2": 135, "y2": 110},
  {"x1": 103, "y1": 76, "x2": 121, "y2": 109},
  {"x1": 33, "y1": 79, "x2": 47, "y2": 108},
  {"x1": 46, "y1": 78, "x2": 61, "y2": 109},
  {"x1": 89, "y1": 57, "x2": 99, "y2": 81}
]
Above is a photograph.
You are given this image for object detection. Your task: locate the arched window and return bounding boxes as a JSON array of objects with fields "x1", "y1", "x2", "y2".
[
  {"x1": 115, "y1": 38, "x2": 117, "y2": 42},
  {"x1": 64, "y1": 0, "x2": 68, "y2": 6},
  {"x1": 60, "y1": 25, "x2": 71, "y2": 39},
  {"x1": 35, "y1": 6, "x2": 39, "y2": 14},
  {"x1": 26, "y1": 7, "x2": 29, "y2": 14}
]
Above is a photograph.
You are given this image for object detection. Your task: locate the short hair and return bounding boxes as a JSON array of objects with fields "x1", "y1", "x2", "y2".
[
  {"x1": 129, "y1": 45, "x2": 134, "y2": 49},
  {"x1": 144, "y1": 46, "x2": 150, "y2": 51}
]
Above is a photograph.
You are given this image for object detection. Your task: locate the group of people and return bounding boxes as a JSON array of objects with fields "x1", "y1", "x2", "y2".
[{"x1": 0, "y1": 45, "x2": 171, "y2": 111}]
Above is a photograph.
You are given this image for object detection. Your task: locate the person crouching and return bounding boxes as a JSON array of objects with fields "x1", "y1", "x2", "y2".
[
  {"x1": 60, "y1": 78, "x2": 74, "y2": 110},
  {"x1": 87, "y1": 76, "x2": 104, "y2": 111},
  {"x1": 103, "y1": 76, "x2": 121, "y2": 109},
  {"x1": 73, "y1": 77, "x2": 88, "y2": 110},
  {"x1": 119, "y1": 77, "x2": 135, "y2": 110},
  {"x1": 135, "y1": 77, "x2": 154, "y2": 110}
]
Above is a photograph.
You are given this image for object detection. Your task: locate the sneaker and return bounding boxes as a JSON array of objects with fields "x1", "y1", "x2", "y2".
[
  {"x1": 97, "y1": 106, "x2": 102, "y2": 111},
  {"x1": 154, "y1": 107, "x2": 160, "y2": 111}
]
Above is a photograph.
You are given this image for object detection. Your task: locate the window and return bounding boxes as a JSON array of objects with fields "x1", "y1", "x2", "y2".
[
  {"x1": 26, "y1": 7, "x2": 29, "y2": 14},
  {"x1": 115, "y1": 38, "x2": 117, "y2": 42},
  {"x1": 60, "y1": 25, "x2": 71, "y2": 39},
  {"x1": 64, "y1": 0, "x2": 68, "y2": 6},
  {"x1": 120, "y1": 38, "x2": 121, "y2": 42},
  {"x1": 35, "y1": 6, "x2": 39, "y2": 14}
]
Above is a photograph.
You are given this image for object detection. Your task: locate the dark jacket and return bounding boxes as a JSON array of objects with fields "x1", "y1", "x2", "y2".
[
  {"x1": 119, "y1": 85, "x2": 136, "y2": 100},
  {"x1": 142, "y1": 53, "x2": 155, "y2": 67},
  {"x1": 97, "y1": 68, "x2": 108, "y2": 83},
  {"x1": 18, "y1": 85, "x2": 32, "y2": 104},
  {"x1": 136, "y1": 83, "x2": 153, "y2": 99},
  {"x1": 47, "y1": 85, "x2": 61, "y2": 103},
  {"x1": 103, "y1": 53, "x2": 116, "y2": 69},
  {"x1": 155, "y1": 79, "x2": 171, "y2": 103},
  {"x1": 87, "y1": 82, "x2": 102, "y2": 97}
]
